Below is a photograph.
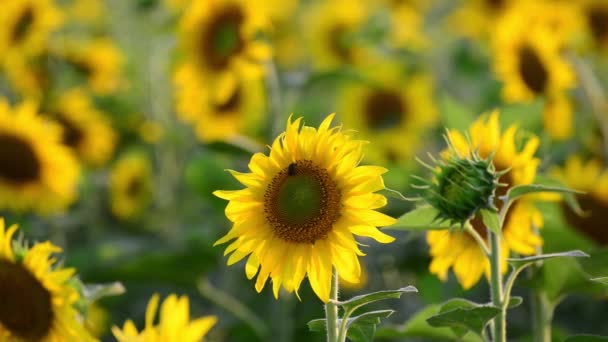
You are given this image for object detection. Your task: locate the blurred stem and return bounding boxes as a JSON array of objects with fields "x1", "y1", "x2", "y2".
[
  {"x1": 530, "y1": 224, "x2": 552, "y2": 342},
  {"x1": 197, "y1": 278, "x2": 268, "y2": 340},
  {"x1": 325, "y1": 268, "x2": 339, "y2": 342},
  {"x1": 265, "y1": 60, "x2": 283, "y2": 140},
  {"x1": 489, "y1": 229, "x2": 506, "y2": 342}
]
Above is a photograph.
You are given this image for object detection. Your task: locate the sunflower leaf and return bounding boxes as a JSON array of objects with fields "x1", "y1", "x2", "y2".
[
  {"x1": 508, "y1": 250, "x2": 589, "y2": 267},
  {"x1": 591, "y1": 277, "x2": 608, "y2": 286},
  {"x1": 480, "y1": 209, "x2": 501, "y2": 236},
  {"x1": 82, "y1": 281, "x2": 126, "y2": 303},
  {"x1": 564, "y1": 334, "x2": 608, "y2": 342},
  {"x1": 336, "y1": 286, "x2": 418, "y2": 312},
  {"x1": 345, "y1": 310, "x2": 395, "y2": 342},
  {"x1": 307, "y1": 319, "x2": 326, "y2": 333},
  {"x1": 389, "y1": 206, "x2": 455, "y2": 231},
  {"x1": 506, "y1": 183, "x2": 584, "y2": 210},
  {"x1": 426, "y1": 298, "x2": 501, "y2": 338}
]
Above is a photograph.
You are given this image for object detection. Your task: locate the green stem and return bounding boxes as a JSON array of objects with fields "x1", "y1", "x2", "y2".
[
  {"x1": 325, "y1": 268, "x2": 339, "y2": 342},
  {"x1": 489, "y1": 230, "x2": 506, "y2": 342},
  {"x1": 530, "y1": 224, "x2": 552, "y2": 342}
]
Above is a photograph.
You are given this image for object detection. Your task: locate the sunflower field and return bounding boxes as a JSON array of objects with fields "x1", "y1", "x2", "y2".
[{"x1": 1, "y1": 0, "x2": 608, "y2": 341}]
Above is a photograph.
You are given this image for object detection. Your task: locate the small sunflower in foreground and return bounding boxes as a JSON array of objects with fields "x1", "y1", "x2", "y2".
[
  {"x1": 110, "y1": 153, "x2": 153, "y2": 221},
  {"x1": 427, "y1": 111, "x2": 543, "y2": 289},
  {"x1": 0, "y1": 219, "x2": 95, "y2": 341},
  {"x1": 48, "y1": 88, "x2": 117, "y2": 167},
  {"x1": 0, "y1": 0, "x2": 63, "y2": 62},
  {"x1": 338, "y1": 62, "x2": 437, "y2": 165},
  {"x1": 553, "y1": 156, "x2": 608, "y2": 246},
  {"x1": 0, "y1": 99, "x2": 80, "y2": 214},
  {"x1": 177, "y1": 0, "x2": 270, "y2": 102},
  {"x1": 214, "y1": 114, "x2": 396, "y2": 302},
  {"x1": 112, "y1": 293, "x2": 217, "y2": 342}
]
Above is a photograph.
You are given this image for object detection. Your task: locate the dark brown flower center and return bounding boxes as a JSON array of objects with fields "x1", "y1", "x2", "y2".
[
  {"x1": 364, "y1": 90, "x2": 406, "y2": 131},
  {"x1": 0, "y1": 260, "x2": 53, "y2": 340},
  {"x1": 11, "y1": 6, "x2": 34, "y2": 44},
  {"x1": 328, "y1": 25, "x2": 352, "y2": 63},
  {"x1": 485, "y1": 0, "x2": 504, "y2": 10},
  {"x1": 587, "y1": 6, "x2": 608, "y2": 44},
  {"x1": 200, "y1": 5, "x2": 245, "y2": 70},
  {"x1": 264, "y1": 160, "x2": 342, "y2": 243},
  {"x1": 0, "y1": 134, "x2": 41, "y2": 185},
  {"x1": 563, "y1": 195, "x2": 608, "y2": 245},
  {"x1": 126, "y1": 178, "x2": 143, "y2": 198},
  {"x1": 518, "y1": 45, "x2": 549, "y2": 95},
  {"x1": 213, "y1": 87, "x2": 241, "y2": 113},
  {"x1": 54, "y1": 115, "x2": 84, "y2": 149}
]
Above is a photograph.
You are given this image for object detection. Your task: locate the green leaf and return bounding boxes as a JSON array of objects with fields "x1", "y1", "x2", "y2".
[
  {"x1": 337, "y1": 286, "x2": 418, "y2": 312},
  {"x1": 480, "y1": 209, "x2": 500, "y2": 236},
  {"x1": 389, "y1": 206, "x2": 454, "y2": 231},
  {"x1": 82, "y1": 282, "x2": 125, "y2": 302},
  {"x1": 506, "y1": 296, "x2": 523, "y2": 309},
  {"x1": 508, "y1": 250, "x2": 589, "y2": 267},
  {"x1": 591, "y1": 277, "x2": 608, "y2": 286},
  {"x1": 439, "y1": 95, "x2": 475, "y2": 132},
  {"x1": 534, "y1": 175, "x2": 585, "y2": 216},
  {"x1": 346, "y1": 310, "x2": 394, "y2": 342},
  {"x1": 426, "y1": 298, "x2": 501, "y2": 338},
  {"x1": 564, "y1": 334, "x2": 608, "y2": 342},
  {"x1": 506, "y1": 183, "x2": 583, "y2": 205},
  {"x1": 307, "y1": 319, "x2": 326, "y2": 333}
]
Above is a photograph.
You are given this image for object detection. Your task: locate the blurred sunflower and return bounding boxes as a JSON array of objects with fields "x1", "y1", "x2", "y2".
[
  {"x1": 112, "y1": 293, "x2": 217, "y2": 342},
  {"x1": 338, "y1": 62, "x2": 437, "y2": 165},
  {"x1": 214, "y1": 114, "x2": 396, "y2": 302},
  {"x1": 48, "y1": 88, "x2": 117, "y2": 167},
  {"x1": 304, "y1": 0, "x2": 370, "y2": 70},
  {"x1": 427, "y1": 111, "x2": 543, "y2": 289},
  {"x1": 177, "y1": 0, "x2": 270, "y2": 103},
  {"x1": 110, "y1": 153, "x2": 153, "y2": 221},
  {"x1": 448, "y1": 0, "x2": 517, "y2": 40},
  {"x1": 60, "y1": 38, "x2": 124, "y2": 95},
  {"x1": 492, "y1": 3, "x2": 576, "y2": 139},
  {"x1": 174, "y1": 63, "x2": 265, "y2": 142},
  {"x1": 63, "y1": 0, "x2": 106, "y2": 24},
  {"x1": 0, "y1": 0, "x2": 62, "y2": 62},
  {"x1": 579, "y1": 0, "x2": 608, "y2": 52},
  {"x1": 0, "y1": 99, "x2": 79, "y2": 214},
  {"x1": 2, "y1": 53, "x2": 49, "y2": 99},
  {"x1": 378, "y1": 0, "x2": 428, "y2": 51},
  {"x1": 0, "y1": 219, "x2": 95, "y2": 341},
  {"x1": 553, "y1": 156, "x2": 608, "y2": 245}
]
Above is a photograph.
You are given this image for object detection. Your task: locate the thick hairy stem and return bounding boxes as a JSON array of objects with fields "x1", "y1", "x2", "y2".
[
  {"x1": 325, "y1": 268, "x2": 339, "y2": 342},
  {"x1": 489, "y1": 230, "x2": 506, "y2": 342}
]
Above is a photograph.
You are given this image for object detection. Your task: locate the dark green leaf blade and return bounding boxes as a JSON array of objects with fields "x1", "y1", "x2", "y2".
[
  {"x1": 346, "y1": 310, "x2": 395, "y2": 342},
  {"x1": 480, "y1": 209, "x2": 500, "y2": 236},
  {"x1": 389, "y1": 206, "x2": 454, "y2": 231},
  {"x1": 337, "y1": 286, "x2": 418, "y2": 311},
  {"x1": 426, "y1": 298, "x2": 501, "y2": 337},
  {"x1": 508, "y1": 250, "x2": 589, "y2": 266}
]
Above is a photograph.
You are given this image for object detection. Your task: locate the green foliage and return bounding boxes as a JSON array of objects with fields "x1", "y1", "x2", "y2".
[
  {"x1": 389, "y1": 206, "x2": 455, "y2": 231},
  {"x1": 480, "y1": 208, "x2": 501, "y2": 236},
  {"x1": 337, "y1": 286, "x2": 418, "y2": 312},
  {"x1": 426, "y1": 298, "x2": 501, "y2": 339}
]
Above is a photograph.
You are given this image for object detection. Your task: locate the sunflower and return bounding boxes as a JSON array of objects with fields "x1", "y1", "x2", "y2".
[
  {"x1": 177, "y1": 0, "x2": 270, "y2": 103},
  {"x1": 2, "y1": 53, "x2": 49, "y2": 99},
  {"x1": 552, "y1": 156, "x2": 608, "y2": 245},
  {"x1": 579, "y1": 0, "x2": 608, "y2": 52},
  {"x1": 448, "y1": 0, "x2": 517, "y2": 40},
  {"x1": 214, "y1": 114, "x2": 396, "y2": 302},
  {"x1": 112, "y1": 293, "x2": 217, "y2": 342},
  {"x1": 47, "y1": 88, "x2": 117, "y2": 167},
  {"x1": 110, "y1": 153, "x2": 153, "y2": 221},
  {"x1": 376, "y1": 0, "x2": 428, "y2": 51},
  {"x1": 0, "y1": 219, "x2": 95, "y2": 341},
  {"x1": 492, "y1": 2, "x2": 576, "y2": 139},
  {"x1": 426, "y1": 111, "x2": 543, "y2": 289},
  {"x1": 304, "y1": 0, "x2": 371, "y2": 70},
  {"x1": 0, "y1": 0, "x2": 63, "y2": 62},
  {"x1": 63, "y1": 0, "x2": 106, "y2": 24},
  {"x1": 174, "y1": 63, "x2": 265, "y2": 142},
  {"x1": 337, "y1": 61, "x2": 437, "y2": 165},
  {"x1": 0, "y1": 99, "x2": 80, "y2": 214}
]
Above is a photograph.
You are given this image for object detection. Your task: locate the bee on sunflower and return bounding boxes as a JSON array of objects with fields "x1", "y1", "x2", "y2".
[
  {"x1": 112, "y1": 294, "x2": 217, "y2": 342},
  {"x1": 0, "y1": 99, "x2": 80, "y2": 214},
  {"x1": 426, "y1": 111, "x2": 543, "y2": 289},
  {"x1": 337, "y1": 61, "x2": 437, "y2": 165},
  {"x1": 110, "y1": 153, "x2": 154, "y2": 221},
  {"x1": 0, "y1": 218, "x2": 95, "y2": 341},
  {"x1": 214, "y1": 114, "x2": 396, "y2": 302}
]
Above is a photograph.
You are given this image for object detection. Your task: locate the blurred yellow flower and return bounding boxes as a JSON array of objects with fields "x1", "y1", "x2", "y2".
[
  {"x1": 579, "y1": 0, "x2": 608, "y2": 52},
  {"x1": 112, "y1": 294, "x2": 217, "y2": 342},
  {"x1": 0, "y1": 99, "x2": 80, "y2": 214},
  {"x1": 110, "y1": 153, "x2": 153, "y2": 221},
  {"x1": 0, "y1": 219, "x2": 95, "y2": 341},
  {"x1": 139, "y1": 120, "x2": 165, "y2": 144},
  {"x1": 2, "y1": 53, "x2": 49, "y2": 99},
  {"x1": 427, "y1": 112, "x2": 543, "y2": 289},
  {"x1": 378, "y1": 0, "x2": 428, "y2": 51},
  {"x1": 214, "y1": 114, "x2": 396, "y2": 302},
  {"x1": 448, "y1": 0, "x2": 517, "y2": 40},
  {"x1": 63, "y1": 0, "x2": 106, "y2": 24},
  {"x1": 338, "y1": 61, "x2": 437, "y2": 165}
]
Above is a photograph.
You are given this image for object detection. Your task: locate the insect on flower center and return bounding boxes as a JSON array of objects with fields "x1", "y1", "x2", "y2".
[
  {"x1": 364, "y1": 90, "x2": 405, "y2": 131},
  {"x1": 587, "y1": 6, "x2": 608, "y2": 44},
  {"x1": 264, "y1": 160, "x2": 342, "y2": 243},
  {"x1": 0, "y1": 260, "x2": 53, "y2": 340},
  {"x1": 11, "y1": 6, "x2": 34, "y2": 43},
  {"x1": 201, "y1": 5, "x2": 245, "y2": 70},
  {"x1": 518, "y1": 45, "x2": 549, "y2": 95},
  {"x1": 0, "y1": 134, "x2": 41, "y2": 185}
]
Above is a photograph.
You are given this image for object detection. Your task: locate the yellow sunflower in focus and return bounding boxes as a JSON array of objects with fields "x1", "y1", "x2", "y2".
[
  {"x1": 174, "y1": 63, "x2": 265, "y2": 142},
  {"x1": 338, "y1": 62, "x2": 437, "y2": 165},
  {"x1": 427, "y1": 111, "x2": 543, "y2": 289},
  {"x1": 0, "y1": 219, "x2": 95, "y2": 341},
  {"x1": 304, "y1": 0, "x2": 370, "y2": 70},
  {"x1": 0, "y1": 0, "x2": 62, "y2": 62},
  {"x1": 553, "y1": 156, "x2": 608, "y2": 245},
  {"x1": 0, "y1": 99, "x2": 79, "y2": 214},
  {"x1": 112, "y1": 294, "x2": 217, "y2": 342},
  {"x1": 214, "y1": 114, "x2": 396, "y2": 302},
  {"x1": 48, "y1": 88, "x2": 117, "y2": 167},
  {"x1": 492, "y1": 2, "x2": 576, "y2": 139},
  {"x1": 177, "y1": 0, "x2": 270, "y2": 102},
  {"x1": 376, "y1": 0, "x2": 428, "y2": 51},
  {"x1": 110, "y1": 153, "x2": 153, "y2": 221}
]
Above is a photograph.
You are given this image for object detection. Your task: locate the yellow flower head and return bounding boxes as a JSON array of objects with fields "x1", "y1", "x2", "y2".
[
  {"x1": 177, "y1": 0, "x2": 270, "y2": 102},
  {"x1": 110, "y1": 153, "x2": 154, "y2": 221},
  {"x1": 448, "y1": 0, "x2": 518, "y2": 40},
  {"x1": 0, "y1": 219, "x2": 95, "y2": 341},
  {"x1": 579, "y1": 0, "x2": 608, "y2": 52},
  {"x1": 214, "y1": 114, "x2": 396, "y2": 302},
  {"x1": 427, "y1": 111, "x2": 543, "y2": 289},
  {"x1": 0, "y1": 99, "x2": 80, "y2": 214},
  {"x1": 112, "y1": 294, "x2": 217, "y2": 342}
]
